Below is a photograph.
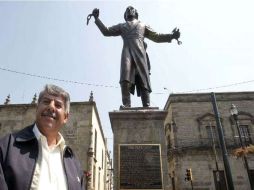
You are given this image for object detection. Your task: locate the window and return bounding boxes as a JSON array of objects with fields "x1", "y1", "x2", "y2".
[
  {"x1": 206, "y1": 125, "x2": 218, "y2": 144},
  {"x1": 98, "y1": 171, "x2": 101, "y2": 190},
  {"x1": 239, "y1": 125, "x2": 252, "y2": 146},
  {"x1": 171, "y1": 177, "x2": 175, "y2": 190},
  {"x1": 94, "y1": 130, "x2": 97, "y2": 158},
  {"x1": 93, "y1": 165, "x2": 96, "y2": 188},
  {"x1": 213, "y1": 170, "x2": 228, "y2": 190},
  {"x1": 102, "y1": 149, "x2": 104, "y2": 169},
  {"x1": 167, "y1": 135, "x2": 171, "y2": 150},
  {"x1": 250, "y1": 170, "x2": 254, "y2": 185}
]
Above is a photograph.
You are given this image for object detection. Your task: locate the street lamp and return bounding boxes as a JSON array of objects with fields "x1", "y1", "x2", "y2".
[
  {"x1": 211, "y1": 93, "x2": 234, "y2": 190},
  {"x1": 230, "y1": 104, "x2": 254, "y2": 190}
]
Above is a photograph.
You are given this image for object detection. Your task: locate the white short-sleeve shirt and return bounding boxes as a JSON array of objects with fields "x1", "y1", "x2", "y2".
[{"x1": 30, "y1": 124, "x2": 68, "y2": 190}]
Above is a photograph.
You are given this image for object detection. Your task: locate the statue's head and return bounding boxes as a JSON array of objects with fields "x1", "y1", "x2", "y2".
[{"x1": 124, "y1": 6, "x2": 138, "y2": 21}]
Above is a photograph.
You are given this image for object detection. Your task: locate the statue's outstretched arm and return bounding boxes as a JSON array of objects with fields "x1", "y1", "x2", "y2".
[
  {"x1": 145, "y1": 26, "x2": 182, "y2": 45},
  {"x1": 87, "y1": 8, "x2": 121, "y2": 37}
]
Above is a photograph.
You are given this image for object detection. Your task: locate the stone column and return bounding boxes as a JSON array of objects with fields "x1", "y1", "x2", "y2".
[{"x1": 109, "y1": 108, "x2": 169, "y2": 190}]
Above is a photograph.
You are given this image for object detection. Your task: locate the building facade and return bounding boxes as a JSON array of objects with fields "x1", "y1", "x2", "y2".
[
  {"x1": 164, "y1": 92, "x2": 254, "y2": 190},
  {"x1": 0, "y1": 97, "x2": 112, "y2": 190}
]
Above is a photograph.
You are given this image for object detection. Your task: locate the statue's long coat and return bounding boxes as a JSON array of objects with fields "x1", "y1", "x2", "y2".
[{"x1": 95, "y1": 18, "x2": 171, "y2": 96}]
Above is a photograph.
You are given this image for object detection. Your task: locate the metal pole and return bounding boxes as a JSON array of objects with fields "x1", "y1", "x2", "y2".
[
  {"x1": 209, "y1": 122, "x2": 220, "y2": 171},
  {"x1": 234, "y1": 119, "x2": 254, "y2": 190},
  {"x1": 209, "y1": 123, "x2": 221, "y2": 189},
  {"x1": 211, "y1": 92, "x2": 234, "y2": 190}
]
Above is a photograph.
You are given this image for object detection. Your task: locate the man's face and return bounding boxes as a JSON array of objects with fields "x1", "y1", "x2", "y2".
[{"x1": 35, "y1": 93, "x2": 69, "y2": 135}]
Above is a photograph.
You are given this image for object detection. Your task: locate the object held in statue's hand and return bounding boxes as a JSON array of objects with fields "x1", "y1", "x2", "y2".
[
  {"x1": 172, "y1": 27, "x2": 182, "y2": 45},
  {"x1": 86, "y1": 8, "x2": 99, "y2": 25},
  {"x1": 87, "y1": 14, "x2": 93, "y2": 25}
]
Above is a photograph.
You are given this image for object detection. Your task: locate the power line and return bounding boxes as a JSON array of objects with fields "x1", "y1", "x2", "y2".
[
  {"x1": 1, "y1": 66, "x2": 254, "y2": 93},
  {"x1": 0, "y1": 66, "x2": 118, "y2": 89},
  {"x1": 178, "y1": 80, "x2": 254, "y2": 93}
]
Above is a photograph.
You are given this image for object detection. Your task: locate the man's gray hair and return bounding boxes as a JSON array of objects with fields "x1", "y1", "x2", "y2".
[{"x1": 38, "y1": 84, "x2": 70, "y2": 114}]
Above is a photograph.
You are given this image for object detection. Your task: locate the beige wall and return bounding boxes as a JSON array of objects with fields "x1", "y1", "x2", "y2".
[
  {"x1": 165, "y1": 92, "x2": 254, "y2": 190},
  {"x1": 91, "y1": 106, "x2": 107, "y2": 190},
  {"x1": 0, "y1": 104, "x2": 36, "y2": 138},
  {"x1": 62, "y1": 102, "x2": 93, "y2": 170}
]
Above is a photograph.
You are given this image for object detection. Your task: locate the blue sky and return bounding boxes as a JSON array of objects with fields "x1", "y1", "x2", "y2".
[{"x1": 1, "y1": 0, "x2": 254, "y2": 149}]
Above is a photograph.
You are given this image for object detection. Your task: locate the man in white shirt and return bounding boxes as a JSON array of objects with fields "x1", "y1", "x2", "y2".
[{"x1": 0, "y1": 84, "x2": 85, "y2": 190}]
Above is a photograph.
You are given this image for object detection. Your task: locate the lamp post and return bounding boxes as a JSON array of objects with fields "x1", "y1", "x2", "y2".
[
  {"x1": 230, "y1": 104, "x2": 254, "y2": 190},
  {"x1": 211, "y1": 93, "x2": 234, "y2": 190}
]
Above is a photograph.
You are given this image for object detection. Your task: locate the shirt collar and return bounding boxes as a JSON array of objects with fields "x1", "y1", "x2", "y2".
[{"x1": 33, "y1": 124, "x2": 66, "y2": 151}]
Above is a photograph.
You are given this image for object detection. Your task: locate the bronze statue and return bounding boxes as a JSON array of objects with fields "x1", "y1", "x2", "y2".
[{"x1": 88, "y1": 6, "x2": 181, "y2": 108}]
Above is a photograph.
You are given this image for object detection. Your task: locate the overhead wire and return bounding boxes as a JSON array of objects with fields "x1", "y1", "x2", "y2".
[
  {"x1": 1, "y1": 66, "x2": 254, "y2": 93},
  {"x1": 0, "y1": 66, "x2": 118, "y2": 89},
  {"x1": 177, "y1": 80, "x2": 254, "y2": 93}
]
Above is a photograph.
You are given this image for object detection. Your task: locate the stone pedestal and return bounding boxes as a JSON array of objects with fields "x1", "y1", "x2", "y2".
[{"x1": 109, "y1": 108, "x2": 169, "y2": 190}]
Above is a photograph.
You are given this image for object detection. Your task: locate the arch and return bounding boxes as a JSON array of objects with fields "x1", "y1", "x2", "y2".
[
  {"x1": 196, "y1": 113, "x2": 224, "y2": 147},
  {"x1": 197, "y1": 113, "x2": 223, "y2": 124}
]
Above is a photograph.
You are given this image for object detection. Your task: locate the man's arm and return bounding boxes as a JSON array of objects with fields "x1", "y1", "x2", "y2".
[
  {"x1": 0, "y1": 135, "x2": 11, "y2": 190},
  {"x1": 0, "y1": 163, "x2": 8, "y2": 190}
]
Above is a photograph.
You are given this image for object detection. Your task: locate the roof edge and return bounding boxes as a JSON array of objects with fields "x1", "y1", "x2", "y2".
[{"x1": 164, "y1": 91, "x2": 254, "y2": 110}]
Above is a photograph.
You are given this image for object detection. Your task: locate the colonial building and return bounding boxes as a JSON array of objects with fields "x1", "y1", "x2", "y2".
[
  {"x1": 164, "y1": 92, "x2": 254, "y2": 190},
  {"x1": 0, "y1": 93, "x2": 113, "y2": 190}
]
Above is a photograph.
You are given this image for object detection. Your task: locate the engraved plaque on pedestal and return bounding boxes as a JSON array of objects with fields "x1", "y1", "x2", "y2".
[
  {"x1": 119, "y1": 144, "x2": 163, "y2": 189},
  {"x1": 109, "y1": 109, "x2": 169, "y2": 190}
]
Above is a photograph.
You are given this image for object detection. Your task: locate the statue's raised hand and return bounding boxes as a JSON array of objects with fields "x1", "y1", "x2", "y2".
[
  {"x1": 87, "y1": 8, "x2": 99, "y2": 25},
  {"x1": 92, "y1": 8, "x2": 99, "y2": 19},
  {"x1": 171, "y1": 28, "x2": 182, "y2": 45}
]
